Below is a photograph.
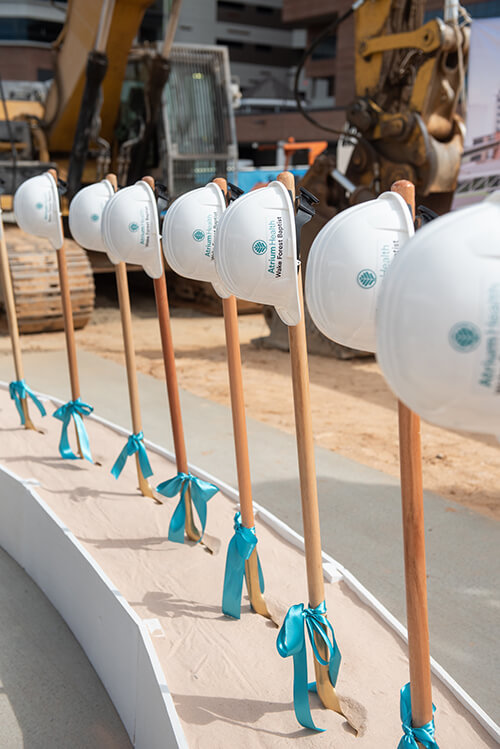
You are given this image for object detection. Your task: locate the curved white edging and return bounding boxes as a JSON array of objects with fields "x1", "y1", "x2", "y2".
[
  {"x1": 0, "y1": 463, "x2": 187, "y2": 749},
  {"x1": 1, "y1": 382, "x2": 499, "y2": 744}
]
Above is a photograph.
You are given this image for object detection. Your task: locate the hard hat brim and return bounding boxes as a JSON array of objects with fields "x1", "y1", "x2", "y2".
[
  {"x1": 305, "y1": 190, "x2": 415, "y2": 351},
  {"x1": 215, "y1": 181, "x2": 300, "y2": 323},
  {"x1": 101, "y1": 180, "x2": 163, "y2": 278},
  {"x1": 69, "y1": 179, "x2": 115, "y2": 253},
  {"x1": 162, "y1": 182, "x2": 230, "y2": 296},
  {"x1": 45, "y1": 172, "x2": 64, "y2": 250}
]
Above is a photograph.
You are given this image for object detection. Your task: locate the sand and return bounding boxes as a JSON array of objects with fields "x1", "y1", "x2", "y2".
[
  {"x1": 0, "y1": 387, "x2": 495, "y2": 747},
  {"x1": 2, "y1": 275, "x2": 499, "y2": 522}
]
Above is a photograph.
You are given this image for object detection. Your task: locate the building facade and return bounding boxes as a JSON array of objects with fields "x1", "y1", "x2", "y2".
[
  {"x1": 3, "y1": 0, "x2": 500, "y2": 160},
  {"x1": 0, "y1": 0, "x2": 67, "y2": 81}
]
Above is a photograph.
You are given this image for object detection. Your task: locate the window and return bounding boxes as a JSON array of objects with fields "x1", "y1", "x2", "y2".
[
  {"x1": 217, "y1": 39, "x2": 302, "y2": 66},
  {"x1": 0, "y1": 19, "x2": 63, "y2": 43},
  {"x1": 37, "y1": 68, "x2": 53, "y2": 82},
  {"x1": 311, "y1": 35, "x2": 337, "y2": 61},
  {"x1": 218, "y1": 1, "x2": 246, "y2": 10},
  {"x1": 139, "y1": 0, "x2": 164, "y2": 42},
  {"x1": 218, "y1": 1, "x2": 281, "y2": 27},
  {"x1": 219, "y1": 38, "x2": 244, "y2": 49},
  {"x1": 312, "y1": 76, "x2": 335, "y2": 100}
]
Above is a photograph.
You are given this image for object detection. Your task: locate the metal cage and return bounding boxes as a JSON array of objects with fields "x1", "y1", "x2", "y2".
[{"x1": 161, "y1": 43, "x2": 238, "y2": 196}]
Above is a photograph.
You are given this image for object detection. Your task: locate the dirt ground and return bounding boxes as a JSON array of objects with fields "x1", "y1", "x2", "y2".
[{"x1": 2, "y1": 273, "x2": 499, "y2": 522}]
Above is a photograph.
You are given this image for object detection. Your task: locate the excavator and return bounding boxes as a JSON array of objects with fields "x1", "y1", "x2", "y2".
[
  {"x1": 261, "y1": 0, "x2": 470, "y2": 357},
  {"x1": 0, "y1": 0, "x2": 469, "y2": 347},
  {"x1": 0, "y1": 0, "x2": 237, "y2": 331},
  {"x1": 0, "y1": 0, "x2": 158, "y2": 331}
]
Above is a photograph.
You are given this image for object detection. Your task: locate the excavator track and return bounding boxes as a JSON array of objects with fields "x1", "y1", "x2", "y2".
[{"x1": 2, "y1": 227, "x2": 95, "y2": 333}]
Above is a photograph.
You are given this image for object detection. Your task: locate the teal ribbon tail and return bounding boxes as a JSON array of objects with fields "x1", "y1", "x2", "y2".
[
  {"x1": 156, "y1": 472, "x2": 218, "y2": 544},
  {"x1": 276, "y1": 601, "x2": 342, "y2": 732},
  {"x1": 398, "y1": 683, "x2": 439, "y2": 749},
  {"x1": 52, "y1": 398, "x2": 93, "y2": 462},
  {"x1": 9, "y1": 379, "x2": 46, "y2": 425},
  {"x1": 111, "y1": 431, "x2": 153, "y2": 480},
  {"x1": 222, "y1": 512, "x2": 264, "y2": 619}
]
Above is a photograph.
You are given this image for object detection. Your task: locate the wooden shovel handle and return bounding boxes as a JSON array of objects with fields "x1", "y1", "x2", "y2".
[
  {"x1": 107, "y1": 172, "x2": 158, "y2": 497},
  {"x1": 277, "y1": 171, "x2": 295, "y2": 195},
  {"x1": 277, "y1": 169, "x2": 347, "y2": 717},
  {"x1": 46, "y1": 168, "x2": 80, "y2": 400},
  {"x1": 277, "y1": 170, "x2": 327, "y2": 606},
  {"x1": 391, "y1": 179, "x2": 433, "y2": 731},
  {"x1": 0, "y1": 213, "x2": 24, "y2": 380},
  {"x1": 140, "y1": 174, "x2": 188, "y2": 473},
  {"x1": 212, "y1": 177, "x2": 227, "y2": 197},
  {"x1": 106, "y1": 173, "x2": 118, "y2": 190},
  {"x1": 391, "y1": 180, "x2": 415, "y2": 212},
  {"x1": 213, "y1": 175, "x2": 255, "y2": 526}
]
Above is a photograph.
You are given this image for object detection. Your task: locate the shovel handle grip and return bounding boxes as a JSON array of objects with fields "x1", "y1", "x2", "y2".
[
  {"x1": 106, "y1": 173, "x2": 118, "y2": 191},
  {"x1": 277, "y1": 171, "x2": 295, "y2": 199},
  {"x1": 141, "y1": 175, "x2": 155, "y2": 190},
  {"x1": 391, "y1": 180, "x2": 415, "y2": 208},
  {"x1": 212, "y1": 177, "x2": 227, "y2": 197}
]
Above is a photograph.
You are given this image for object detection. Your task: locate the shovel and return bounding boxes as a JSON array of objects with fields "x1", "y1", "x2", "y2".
[
  {"x1": 49, "y1": 169, "x2": 87, "y2": 459},
  {"x1": 105, "y1": 173, "x2": 159, "y2": 501},
  {"x1": 391, "y1": 179, "x2": 434, "y2": 746},
  {"x1": 278, "y1": 171, "x2": 365, "y2": 734},
  {"x1": 0, "y1": 206, "x2": 41, "y2": 431},
  {"x1": 214, "y1": 176, "x2": 272, "y2": 620},
  {"x1": 142, "y1": 175, "x2": 218, "y2": 551}
]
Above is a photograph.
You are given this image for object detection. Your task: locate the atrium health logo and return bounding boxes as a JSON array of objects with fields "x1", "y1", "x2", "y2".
[
  {"x1": 252, "y1": 239, "x2": 267, "y2": 255},
  {"x1": 129, "y1": 222, "x2": 139, "y2": 233},
  {"x1": 357, "y1": 269, "x2": 377, "y2": 289},
  {"x1": 449, "y1": 322, "x2": 481, "y2": 352},
  {"x1": 90, "y1": 214, "x2": 99, "y2": 222},
  {"x1": 35, "y1": 202, "x2": 43, "y2": 210},
  {"x1": 192, "y1": 229, "x2": 205, "y2": 242}
]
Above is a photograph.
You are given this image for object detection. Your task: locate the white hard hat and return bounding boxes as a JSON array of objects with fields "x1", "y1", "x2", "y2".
[
  {"x1": 13, "y1": 171, "x2": 63, "y2": 250},
  {"x1": 215, "y1": 181, "x2": 300, "y2": 325},
  {"x1": 68, "y1": 179, "x2": 115, "y2": 253},
  {"x1": 101, "y1": 180, "x2": 163, "y2": 278},
  {"x1": 305, "y1": 192, "x2": 414, "y2": 353},
  {"x1": 376, "y1": 191, "x2": 500, "y2": 435},
  {"x1": 161, "y1": 182, "x2": 230, "y2": 298}
]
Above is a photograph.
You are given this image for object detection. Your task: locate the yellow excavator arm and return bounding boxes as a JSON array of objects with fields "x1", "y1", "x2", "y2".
[
  {"x1": 346, "y1": 0, "x2": 469, "y2": 205},
  {"x1": 44, "y1": 0, "x2": 155, "y2": 151}
]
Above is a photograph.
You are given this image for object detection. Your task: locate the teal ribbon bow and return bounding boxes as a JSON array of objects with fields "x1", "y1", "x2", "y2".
[
  {"x1": 276, "y1": 600, "x2": 342, "y2": 732},
  {"x1": 156, "y1": 472, "x2": 219, "y2": 543},
  {"x1": 9, "y1": 379, "x2": 46, "y2": 425},
  {"x1": 53, "y1": 398, "x2": 93, "y2": 462},
  {"x1": 111, "y1": 431, "x2": 153, "y2": 480},
  {"x1": 398, "y1": 682, "x2": 439, "y2": 748},
  {"x1": 222, "y1": 512, "x2": 265, "y2": 619}
]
